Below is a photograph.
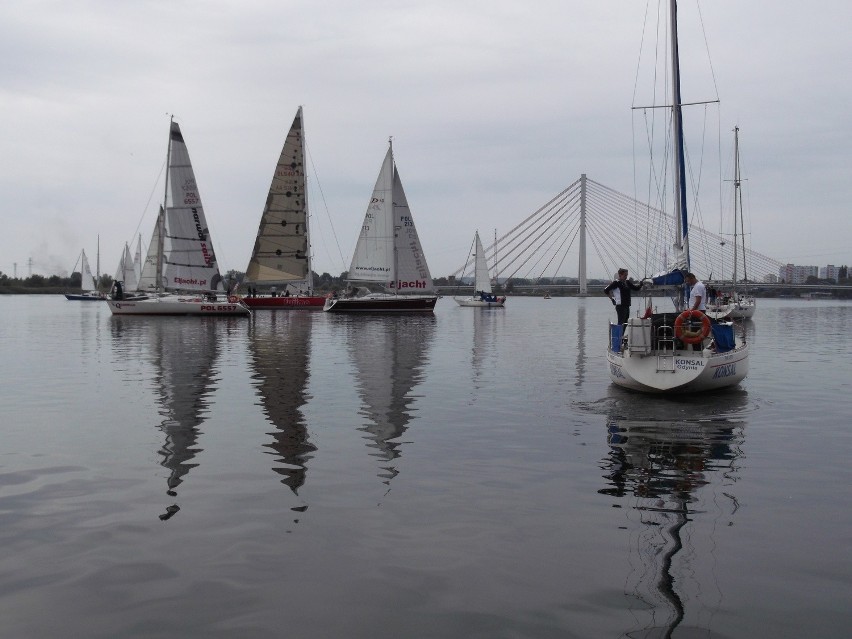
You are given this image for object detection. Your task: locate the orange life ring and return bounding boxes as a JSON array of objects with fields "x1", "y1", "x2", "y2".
[
  {"x1": 228, "y1": 295, "x2": 238, "y2": 303},
  {"x1": 674, "y1": 310, "x2": 711, "y2": 344}
]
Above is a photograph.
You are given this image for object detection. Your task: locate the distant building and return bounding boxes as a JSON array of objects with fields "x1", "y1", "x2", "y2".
[
  {"x1": 819, "y1": 265, "x2": 838, "y2": 281},
  {"x1": 779, "y1": 264, "x2": 818, "y2": 284},
  {"x1": 764, "y1": 273, "x2": 778, "y2": 283}
]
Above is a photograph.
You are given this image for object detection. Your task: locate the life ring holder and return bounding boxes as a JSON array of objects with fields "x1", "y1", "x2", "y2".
[{"x1": 674, "y1": 310, "x2": 711, "y2": 344}]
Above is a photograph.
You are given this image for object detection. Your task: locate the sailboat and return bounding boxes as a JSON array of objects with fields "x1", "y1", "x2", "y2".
[
  {"x1": 107, "y1": 119, "x2": 250, "y2": 317},
  {"x1": 113, "y1": 242, "x2": 139, "y2": 292},
  {"x1": 454, "y1": 231, "x2": 506, "y2": 308},
  {"x1": 606, "y1": 0, "x2": 748, "y2": 392},
  {"x1": 65, "y1": 248, "x2": 104, "y2": 300},
  {"x1": 241, "y1": 107, "x2": 326, "y2": 310},
  {"x1": 324, "y1": 140, "x2": 438, "y2": 313},
  {"x1": 706, "y1": 126, "x2": 757, "y2": 321}
]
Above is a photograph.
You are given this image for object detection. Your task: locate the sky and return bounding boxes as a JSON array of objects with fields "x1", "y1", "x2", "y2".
[{"x1": 2, "y1": 0, "x2": 851, "y2": 282}]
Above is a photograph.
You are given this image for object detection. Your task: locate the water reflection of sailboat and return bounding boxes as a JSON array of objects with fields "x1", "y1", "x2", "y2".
[
  {"x1": 348, "y1": 316, "x2": 435, "y2": 483},
  {"x1": 148, "y1": 318, "x2": 220, "y2": 519},
  {"x1": 471, "y1": 308, "x2": 502, "y2": 395},
  {"x1": 248, "y1": 312, "x2": 316, "y2": 494},
  {"x1": 599, "y1": 397, "x2": 746, "y2": 637}
]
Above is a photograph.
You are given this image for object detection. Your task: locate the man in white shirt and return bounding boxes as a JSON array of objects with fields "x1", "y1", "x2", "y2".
[{"x1": 685, "y1": 272, "x2": 706, "y2": 311}]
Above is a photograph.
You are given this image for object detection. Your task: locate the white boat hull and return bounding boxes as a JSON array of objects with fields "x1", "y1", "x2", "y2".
[
  {"x1": 107, "y1": 296, "x2": 250, "y2": 316},
  {"x1": 607, "y1": 345, "x2": 748, "y2": 393},
  {"x1": 706, "y1": 299, "x2": 756, "y2": 320},
  {"x1": 454, "y1": 296, "x2": 506, "y2": 308},
  {"x1": 607, "y1": 315, "x2": 748, "y2": 393}
]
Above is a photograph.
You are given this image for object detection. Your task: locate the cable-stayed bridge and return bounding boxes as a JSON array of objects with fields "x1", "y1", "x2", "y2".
[{"x1": 452, "y1": 175, "x2": 784, "y2": 293}]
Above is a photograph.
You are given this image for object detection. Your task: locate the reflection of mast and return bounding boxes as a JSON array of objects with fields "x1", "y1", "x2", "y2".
[
  {"x1": 575, "y1": 300, "x2": 586, "y2": 387},
  {"x1": 149, "y1": 318, "x2": 219, "y2": 520},
  {"x1": 248, "y1": 312, "x2": 315, "y2": 494},
  {"x1": 349, "y1": 316, "x2": 435, "y2": 483},
  {"x1": 471, "y1": 309, "x2": 500, "y2": 395},
  {"x1": 600, "y1": 417, "x2": 744, "y2": 637}
]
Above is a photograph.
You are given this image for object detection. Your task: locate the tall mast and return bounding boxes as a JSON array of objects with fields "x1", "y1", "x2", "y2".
[
  {"x1": 96, "y1": 234, "x2": 100, "y2": 290},
  {"x1": 156, "y1": 117, "x2": 173, "y2": 293},
  {"x1": 299, "y1": 106, "x2": 314, "y2": 293},
  {"x1": 731, "y1": 126, "x2": 740, "y2": 294},
  {"x1": 735, "y1": 126, "x2": 748, "y2": 287},
  {"x1": 670, "y1": 0, "x2": 689, "y2": 270}
]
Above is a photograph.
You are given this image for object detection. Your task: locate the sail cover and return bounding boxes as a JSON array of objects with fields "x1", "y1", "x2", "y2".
[
  {"x1": 161, "y1": 121, "x2": 223, "y2": 292},
  {"x1": 245, "y1": 107, "x2": 311, "y2": 285}
]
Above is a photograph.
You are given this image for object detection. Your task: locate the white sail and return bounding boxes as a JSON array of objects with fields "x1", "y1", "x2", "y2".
[
  {"x1": 115, "y1": 242, "x2": 139, "y2": 290},
  {"x1": 133, "y1": 235, "x2": 143, "y2": 285},
  {"x1": 391, "y1": 165, "x2": 434, "y2": 292},
  {"x1": 245, "y1": 107, "x2": 312, "y2": 290},
  {"x1": 473, "y1": 231, "x2": 491, "y2": 293},
  {"x1": 137, "y1": 206, "x2": 163, "y2": 292},
  {"x1": 80, "y1": 249, "x2": 96, "y2": 292},
  {"x1": 349, "y1": 147, "x2": 395, "y2": 285},
  {"x1": 161, "y1": 121, "x2": 223, "y2": 292},
  {"x1": 348, "y1": 144, "x2": 433, "y2": 292}
]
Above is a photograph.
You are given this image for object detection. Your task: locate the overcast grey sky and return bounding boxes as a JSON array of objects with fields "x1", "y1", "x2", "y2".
[{"x1": 2, "y1": 0, "x2": 850, "y2": 281}]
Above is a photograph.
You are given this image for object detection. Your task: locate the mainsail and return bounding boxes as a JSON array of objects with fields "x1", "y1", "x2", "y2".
[
  {"x1": 245, "y1": 107, "x2": 312, "y2": 290},
  {"x1": 161, "y1": 121, "x2": 224, "y2": 292},
  {"x1": 473, "y1": 232, "x2": 491, "y2": 293},
  {"x1": 80, "y1": 250, "x2": 96, "y2": 291}
]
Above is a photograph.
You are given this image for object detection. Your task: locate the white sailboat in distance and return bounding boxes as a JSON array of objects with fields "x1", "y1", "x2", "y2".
[{"x1": 454, "y1": 231, "x2": 506, "y2": 308}]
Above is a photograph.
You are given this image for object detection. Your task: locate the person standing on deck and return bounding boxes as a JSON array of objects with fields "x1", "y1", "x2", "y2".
[
  {"x1": 685, "y1": 273, "x2": 707, "y2": 312},
  {"x1": 604, "y1": 268, "x2": 643, "y2": 325}
]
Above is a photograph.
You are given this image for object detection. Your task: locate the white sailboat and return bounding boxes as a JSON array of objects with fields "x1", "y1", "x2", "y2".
[
  {"x1": 606, "y1": 0, "x2": 748, "y2": 393},
  {"x1": 107, "y1": 119, "x2": 249, "y2": 316},
  {"x1": 65, "y1": 248, "x2": 104, "y2": 300},
  {"x1": 706, "y1": 126, "x2": 756, "y2": 321},
  {"x1": 324, "y1": 140, "x2": 438, "y2": 313},
  {"x1": 113, "y1": 242, "x2": 139, "y2": 292},
  {"x1": 241, "y1": 107, "x2": 325, "y2": 310},
  {"x1": 454, "y1": 231, "x2": 506, "y2": 308}
]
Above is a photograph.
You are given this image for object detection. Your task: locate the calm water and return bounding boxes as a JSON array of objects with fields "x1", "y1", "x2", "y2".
[{"x1": 1, "y1": 295, "x2": 850, "y2": 638}]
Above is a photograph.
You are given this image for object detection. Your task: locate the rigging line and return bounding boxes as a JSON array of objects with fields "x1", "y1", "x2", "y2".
[
  {"x1": 305, "y1": 141, "x2": 347, "y2": 274},
  {"x1": 696, "y1": 0, "x2": 722, "y2": 100},
  {"x1": 131, "y1": 156, "x2": 166, "y2": 255}
]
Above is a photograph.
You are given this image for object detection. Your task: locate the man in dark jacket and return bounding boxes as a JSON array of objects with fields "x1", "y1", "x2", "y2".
[{"x1": 604, "y1": 268, "x2": 643, "y2": 325}]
